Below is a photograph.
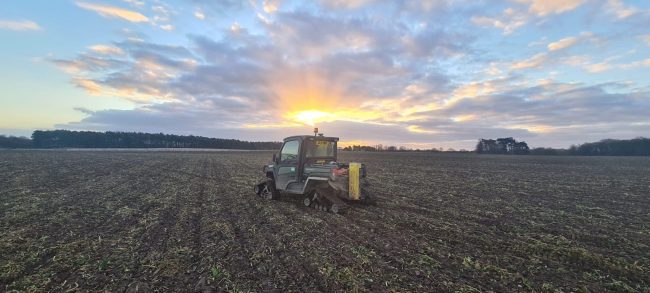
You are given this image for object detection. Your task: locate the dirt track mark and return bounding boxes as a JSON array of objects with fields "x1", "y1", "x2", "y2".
[
  {"x1": 198, "y1": 158, "x2": 333, "y2": 292},
  {"x1": 189, "y1": 159, "x2": 208, "y2": 282}
]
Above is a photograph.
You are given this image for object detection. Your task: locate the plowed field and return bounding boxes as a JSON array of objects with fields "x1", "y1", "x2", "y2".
[{"x1": 1, "y1": 150, "x2": 649, "y2": 292}]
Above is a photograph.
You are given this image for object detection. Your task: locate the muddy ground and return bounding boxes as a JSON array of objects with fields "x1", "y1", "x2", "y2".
[{"x1": 0, "y1": 150, "x2": 649, "y2": 292}]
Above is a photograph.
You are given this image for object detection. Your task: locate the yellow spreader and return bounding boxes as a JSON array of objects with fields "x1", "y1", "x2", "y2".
[{"x1": 348, "y1": 162, "x2": 361, "y2": 200}]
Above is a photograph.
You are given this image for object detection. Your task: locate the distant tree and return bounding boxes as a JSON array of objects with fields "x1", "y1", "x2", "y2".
[
  {"x1": 0, "y1": 135, "x2": 32, "y2": 148},
  {"x1": 476, "y1": 137, "x2": 529, "y2": 155},
  {"x1": 512, "y1": 141, "x2": 530, "y2": 155}
]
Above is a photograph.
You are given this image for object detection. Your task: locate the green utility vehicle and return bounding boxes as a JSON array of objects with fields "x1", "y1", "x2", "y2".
[{"x1": 254, "y1": 130, "x2": 370, "y2": 214}]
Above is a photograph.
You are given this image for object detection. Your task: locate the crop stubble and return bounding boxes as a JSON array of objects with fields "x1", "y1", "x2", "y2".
[{"x1": 0, "y1": 151, "x2": 648, "y2": 292}]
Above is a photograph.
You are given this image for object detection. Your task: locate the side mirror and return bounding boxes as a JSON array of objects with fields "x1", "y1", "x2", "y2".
[{"x1": 272, "y1": 153, "x2": 278, "y2": 163}]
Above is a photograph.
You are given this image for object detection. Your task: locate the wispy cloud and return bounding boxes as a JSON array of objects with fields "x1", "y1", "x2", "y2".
[
  {"x1": 585, "y1": 62, "x2": 612, "y2": 73},
  {"x1": 605, "y1": 0, "x2": 638, "y2": 19},
  {"x1": 513, "y1": 0, "x2": 586, "y2": 16},
  {"x1": 160, "y1": 24, "x2": 174, "y2": 31},
  {"x1": 473, "y1": 0, "x2": 586, "y2": 34},
  {"x1": 472, "y1": 8, "x2": 527, "y2": 35},
  {"x1": 0, "y1": 20, "x2": 42, "y2": 31},
  {"x1": 76, "y1": 1, "x2": 149, "y2": 23},
  {"x1": 511, "y1": 53, "x2": 548, "y2": 70},
  {"x1": 547, "y1": 37, "x2": 578, "y2": 51},
  {"x1": 89, "y1": 44, "x2": 125, "y2": 55}
]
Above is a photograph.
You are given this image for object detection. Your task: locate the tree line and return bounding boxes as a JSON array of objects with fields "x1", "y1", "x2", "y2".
[
  {"x1": 566, "y1": 137, "x2": 650, "y2": 156},
  {"x1": 0, "y1": 135, "x2": 32, "y2": 148},
  {"x1": 0, "y1": 130, "x2": 282, "y2": 150},
  {"x1": 2, "y1": 131, "x2": 649, "y2": 156},
  {"x1": 476, "y1": 137, "x2": 650, "y2": 156}
]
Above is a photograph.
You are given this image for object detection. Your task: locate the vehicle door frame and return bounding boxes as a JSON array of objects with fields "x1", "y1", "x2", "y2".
[{"x1": 274, "y1": 138, "x2": 303, "y2": 190}]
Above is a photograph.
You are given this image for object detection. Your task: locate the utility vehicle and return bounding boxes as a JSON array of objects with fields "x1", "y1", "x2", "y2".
[{"x1": 254, "y1": 129, "x2": 369, "y2": 213}]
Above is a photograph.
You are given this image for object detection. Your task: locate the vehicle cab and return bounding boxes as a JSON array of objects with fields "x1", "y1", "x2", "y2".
[{"x1": 267, "y1": 134, "x2": 339, "y2": 193}]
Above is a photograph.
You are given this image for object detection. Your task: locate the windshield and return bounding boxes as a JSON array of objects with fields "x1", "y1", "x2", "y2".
[
  {"x1": 305, "y1": 140, "x2": 336, "y2": 158},
  {"x1": 280, "y1": 140, "x2": 300, "y2": 161}
]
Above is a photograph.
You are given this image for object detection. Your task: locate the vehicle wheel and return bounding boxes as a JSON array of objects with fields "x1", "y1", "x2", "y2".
[
  {"x1": 262, "y1": 179, "x2": 280, "y2": 200},
  {"x1": 330, "y1": 204, "x2": 340, "y2": 214},
  {"x1": 303, "y1": 197, "x2": 312, "y2": 207},
  {"x1": 254, "y1": 184, "x2": 260, "y2": 195},
  {"x1": 361, "y1": 188, "x2": 375, "y2": 205}
]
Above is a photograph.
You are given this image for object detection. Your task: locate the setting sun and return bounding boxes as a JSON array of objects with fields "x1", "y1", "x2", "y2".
[{"x1": 288, "y1": 110, "x2": 336, "y2": 126}]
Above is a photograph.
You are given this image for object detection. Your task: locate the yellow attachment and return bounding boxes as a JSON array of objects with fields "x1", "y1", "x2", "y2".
[{"x1": 349, "y1": 162, "x2": 361, "y2": 200}]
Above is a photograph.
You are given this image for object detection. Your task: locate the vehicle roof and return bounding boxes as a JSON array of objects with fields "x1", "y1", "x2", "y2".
[{"x1": 283, "y1": 135, "x2": 339, "y2": 142}]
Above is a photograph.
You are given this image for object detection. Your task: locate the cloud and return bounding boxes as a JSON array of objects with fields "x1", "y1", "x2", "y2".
[
  {"x1": 150, "y1": 4, "x2": 174, "y2": 26},
  {"x1": 473, "y1": 0, "x2": 587, "y2": 34},
  {"x1": 513, "y1": 0, "x2": 586, "y2": 16},
  {"x1": 594, "y1": 59, "x2": 650, "y2": 71},
  {"x1": 547, "y1": 37, "x2": 578, "y2": 51},
  {"x1": 510, "y1": 32, "x2": 598, "y2": 70},
  {"x1": 319, "y1": 0, "x2": 374, "y2": 9},
  {"x1": 262, "y1": 0, "x2": 281, "y2": 13},
  {"x1": 122, "y1": 0, "x2": 145, "y2": 7},
  {"x1": 471, "y1": 8, "x2": 527, "y2": 35},
  {"x1": 89, "y1": 44, "x2": 125, "y2": 55},
  {"x1": 76, "y1": 1, "x2": 149, "y2": 22},
  {"x1": 605, "y1": 0, "x2": 638, "y2": 19},
  {"x1": 51, "y1": 54, "x2": 127, "y2": 73},
  {"x1": 194, "y1": 10, "x2": 205, "y2": 20},
  {"x1": 410, "y1": 81, "x2": 650, "y2": 146},
  {"x1": 511, "y1": 53, "x2": 548, "y2": 70},
  {"x1": 264, "y1": 12, "x2": 384, "y2": 59},
  {"x1": 73, "y1": 107, "x2": 95, "y2": 115},
  {"x1": 585, "y1": 62, "x2": 612, "y2": 73},
  {"x1": 0, "y1": 20, "x2": 42, "y2": 31}
]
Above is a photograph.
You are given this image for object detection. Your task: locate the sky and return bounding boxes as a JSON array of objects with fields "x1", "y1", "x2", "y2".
[{"x1": 1, "y1": 0, "x2": 649, "y2": 149}]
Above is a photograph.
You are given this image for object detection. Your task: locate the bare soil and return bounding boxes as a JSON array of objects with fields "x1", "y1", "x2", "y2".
[{"x1": 0, "y1": 150, "x2": 648, "y2": 292}]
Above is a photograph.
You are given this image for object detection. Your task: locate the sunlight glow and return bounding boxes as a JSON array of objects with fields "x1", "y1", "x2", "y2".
[{"x1": 288, "y1": 110, "x2": 336, "y2": 126}]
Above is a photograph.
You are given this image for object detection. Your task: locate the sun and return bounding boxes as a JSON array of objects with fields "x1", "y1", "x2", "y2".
[{"x1": 289, "y1": 110, "x2": 336, "y2": 126}]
